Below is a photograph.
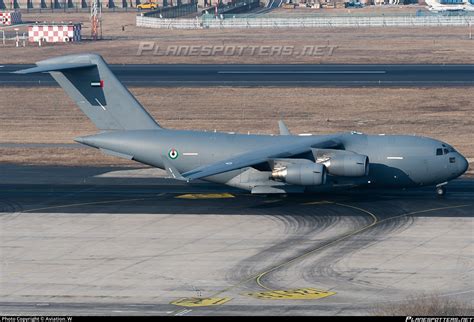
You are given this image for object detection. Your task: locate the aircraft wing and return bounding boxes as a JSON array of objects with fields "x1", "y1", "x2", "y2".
[{"x1": 181, "y1": 138, "x2": 339, "y2": 181}]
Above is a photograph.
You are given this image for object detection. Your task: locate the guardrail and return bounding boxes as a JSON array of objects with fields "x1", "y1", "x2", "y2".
[
  {"x1": 203, "y1": 0, "x2": 260, "y2": 15},
  {"x1": 137, "y1": 15, "x2": 473, "y2": 29},
  {"x1": 1, "y1": 31, "x2": 28, "y2": 46},
  {"x1": 143, "y1": 2, "x2": 197, "y2": 18}
]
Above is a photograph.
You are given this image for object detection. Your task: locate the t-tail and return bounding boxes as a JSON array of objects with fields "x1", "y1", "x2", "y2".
[{"x1": 14, "y1": 53, "x2": 160, "y2": 131}]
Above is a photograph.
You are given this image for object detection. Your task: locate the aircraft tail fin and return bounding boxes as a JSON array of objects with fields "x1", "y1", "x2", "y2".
[
  {"x1": 278, "y1": 120, "x2": 291, "y2": 135},
  {"x1": 15, "y1": 53, "x2": 160, "y2": 131}
]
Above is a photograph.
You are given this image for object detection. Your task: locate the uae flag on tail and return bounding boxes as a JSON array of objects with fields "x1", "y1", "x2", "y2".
[{"x1": 91, "y1": 80, "x2": 104, "y2": 88}]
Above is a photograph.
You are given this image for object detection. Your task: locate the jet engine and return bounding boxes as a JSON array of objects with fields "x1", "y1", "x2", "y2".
[
  {"x1": 272, "y1": 162, "x2": 326, "y2": 186},
  {"x1": 316, "y1": 150, "x2": 369, "y2": 177}
]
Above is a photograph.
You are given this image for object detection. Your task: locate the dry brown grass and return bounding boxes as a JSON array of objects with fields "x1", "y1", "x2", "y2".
[
  {"x1": 372, "y1": 293, "x2": 473, "y2": 316},
  {"x1": 0, "y1": 12, "x2": 473, "y2": 64},
  {"x1": 0, "y1": 86, "x2": 472, "y2": 167}
]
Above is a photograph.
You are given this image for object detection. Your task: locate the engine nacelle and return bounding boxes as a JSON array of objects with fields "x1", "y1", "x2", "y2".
[
  {"x1": 272, "y1": 163, "x2": 326, "y2": 186},
  {"x1": 320, "y1": 152, "x2": 369, "y2": 177}
]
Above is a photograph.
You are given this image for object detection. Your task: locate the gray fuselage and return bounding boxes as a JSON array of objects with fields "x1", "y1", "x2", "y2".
[{"x1": 77, "y1": 129, "x2": 468, "y2": 192}]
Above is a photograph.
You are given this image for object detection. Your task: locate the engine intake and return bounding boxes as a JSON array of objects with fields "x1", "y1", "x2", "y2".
[{"x1": 272, "y1": 163, "x2": 326, "y2": 186}]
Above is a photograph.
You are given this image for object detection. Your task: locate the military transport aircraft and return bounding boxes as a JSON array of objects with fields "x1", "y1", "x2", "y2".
[{"x1": 15, "y1": 54, "x2": 469, "y2": 196}]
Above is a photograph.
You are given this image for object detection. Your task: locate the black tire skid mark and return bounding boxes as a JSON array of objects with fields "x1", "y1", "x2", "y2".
[
  {"x1": 257, "y1": 208, "x2": 377, "y2": 291},
  {"x1": 299, "y1": 197, "x2": 469, "y2": 290},
  {"x1": 303, "y1": 216, "x2": 414, "y2": 291},
  {"x1": 297, "y1": 200, "x2": 416, "y2": 290},
  {"x1": 225, "y1": 203, "x2": 362, "y2": 292},
  {"x1": 253, "y1": 199, "x2": 415, "y2": 291},
  {"x1": 326, "y1": 206, "x2": 472, "y2": 313}
]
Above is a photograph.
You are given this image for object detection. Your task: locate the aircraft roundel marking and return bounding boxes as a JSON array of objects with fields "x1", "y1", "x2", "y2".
[{"x1": 168, "y1": 148, "x2": 179, "y2": 159}]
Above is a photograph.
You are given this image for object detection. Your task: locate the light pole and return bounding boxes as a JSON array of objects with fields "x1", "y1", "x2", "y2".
[{"x1": 14, "y1": 27, "x2": 19, "y2": 47}]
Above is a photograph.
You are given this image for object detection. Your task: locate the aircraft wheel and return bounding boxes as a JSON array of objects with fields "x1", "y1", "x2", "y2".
[{"x1": 436, "y1": 186, "x2": 446, "y2": 197}]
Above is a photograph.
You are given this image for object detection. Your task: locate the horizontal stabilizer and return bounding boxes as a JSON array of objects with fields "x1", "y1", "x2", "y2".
[
  {"x1": 100, "y1": 148, "x2": 134, "y2": 160},
  {"x1": 13, "y1": 63, "x2": 96, "y2": 74}
]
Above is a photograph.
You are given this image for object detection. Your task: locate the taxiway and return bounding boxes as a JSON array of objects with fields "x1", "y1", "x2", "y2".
[{"x1": 0, "y1": 165, "x2": 472, "y2": 315}]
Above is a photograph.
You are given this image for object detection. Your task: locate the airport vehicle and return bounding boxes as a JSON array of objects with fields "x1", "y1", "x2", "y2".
[
  {"x1": 15, "y1": 54, "x2": 469, "y2": 196},
  {"x1": 345, "y1": 1, "x2": 363, "y2": 8},
  {"x1": 137, "y1": 1, "x2": 158, "y2": 9}
]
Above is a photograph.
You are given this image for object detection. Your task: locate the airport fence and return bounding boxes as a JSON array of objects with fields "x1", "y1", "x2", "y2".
[{"x1": 137, "y1": 15, "x2": 473, "y2": 29}]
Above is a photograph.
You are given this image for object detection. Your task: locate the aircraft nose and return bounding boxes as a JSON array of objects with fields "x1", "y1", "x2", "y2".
[{"x1": 458, "y1": 153, "x2": 469, "y2": 175}]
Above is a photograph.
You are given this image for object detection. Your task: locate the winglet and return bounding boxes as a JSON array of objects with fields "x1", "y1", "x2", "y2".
[
  {"x1": 162, "y1": 157, "x2": 187, "y2": 182},
  {"x1": 278, "y1": 120, "x2": 291, "y2": 136}
]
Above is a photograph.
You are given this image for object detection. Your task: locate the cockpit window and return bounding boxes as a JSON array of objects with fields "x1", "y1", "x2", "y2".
[
  {"x1": 443, "y1": 143, "x2": 456, "y2": 153},
  {"x1": 443, "y1": 148, "x2": 449, "y2": 155},
  {"x1": 436, "y1": 148, "x2": 443, "y2": 156}
]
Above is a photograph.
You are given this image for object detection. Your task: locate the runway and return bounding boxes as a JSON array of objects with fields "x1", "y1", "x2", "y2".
[
  {"x1": 1, "y1": 64, "x2": 473, "y2": 87},
  {"x1": 0, "y1": 165, "x2": 473, "y2": 315}
]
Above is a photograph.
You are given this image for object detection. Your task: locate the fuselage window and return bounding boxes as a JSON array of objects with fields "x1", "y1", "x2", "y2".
[{"x1": 436, "y1": 148, "x2": 443, "y2": 156}]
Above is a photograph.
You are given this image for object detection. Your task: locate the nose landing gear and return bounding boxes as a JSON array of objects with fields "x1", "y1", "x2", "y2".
[
  {"x1": 436, "y1": 186, "x2": 446, "y2": 196},
  {"x1": 436, "y1": 182, "x2": 448, "y2": 197}
]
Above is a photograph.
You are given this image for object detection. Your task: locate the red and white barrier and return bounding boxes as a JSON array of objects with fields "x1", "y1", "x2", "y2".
[
  {"x1": 28, "y1": 24, "x2": 82, "y2": 43},
  {"x1": 0, "y1": 11, "x2": 22, "y2": 26}
]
